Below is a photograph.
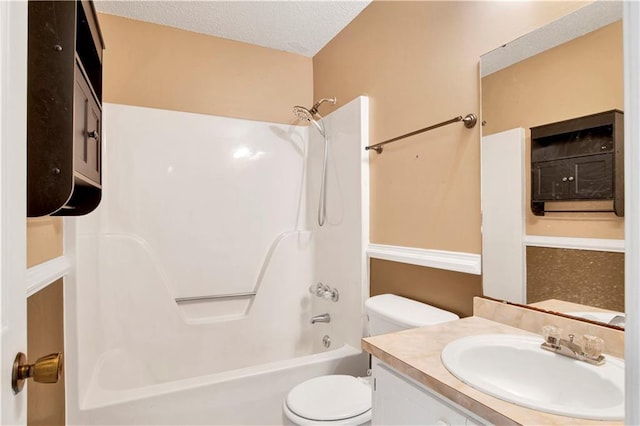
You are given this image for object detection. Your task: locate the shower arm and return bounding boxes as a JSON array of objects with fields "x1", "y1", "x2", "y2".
[{"x1": 310, "y1": 98, "x2": 337, "y2": 115}]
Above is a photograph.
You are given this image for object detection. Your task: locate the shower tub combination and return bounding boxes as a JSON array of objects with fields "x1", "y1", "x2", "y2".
[{"x1": 66, "y1": 97, "x2": 370, "y2": 424}]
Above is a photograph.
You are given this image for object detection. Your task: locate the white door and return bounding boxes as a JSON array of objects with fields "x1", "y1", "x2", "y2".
[{"x1": 0, "y1": 1, "x2": 28, "y2": 425}]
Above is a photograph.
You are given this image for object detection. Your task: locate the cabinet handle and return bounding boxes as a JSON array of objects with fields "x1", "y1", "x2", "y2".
[
  {"x1": 87, "y1": 130, "x2": 99, "y2": 142},
  {"x1": 562, "y1": 177, "x2": 568, "y2": 182},
  {"x1": 568, "y1": 176, "x2": 575, "y2": 182}
]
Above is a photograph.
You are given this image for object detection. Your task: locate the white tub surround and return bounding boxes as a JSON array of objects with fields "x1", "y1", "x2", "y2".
[{"x1": 66, "y1": 97, "x2": 369, "y2": 425}]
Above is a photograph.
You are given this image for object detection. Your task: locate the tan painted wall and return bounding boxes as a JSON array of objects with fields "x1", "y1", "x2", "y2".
[
  {"x1": 99, "y1": 13, "x2": 313, "y2": 124},
  {"x1": 28, "y1": 279, "x2": 65, "y2": 426},
  {"x1": 313, "y1": 0, "x2": 589, "y2": 313},
  {"x1": 314, "y1": 0, "x2": 589, "y2": 253},
  {"x1": 27, "y1": 218, "x2": 63, "y2": 268},
  {"x1": 370, "y1": 259, "x2": 481, "y2": 318},
  {"x1": 482, "y1": 21, "x2": 623, "y2": 239}
]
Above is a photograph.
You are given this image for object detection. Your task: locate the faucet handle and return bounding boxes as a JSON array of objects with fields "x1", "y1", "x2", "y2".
[
  {"x1": 582, "y1": 335, "x2": 604, "y2": 358},
  {"x1": 542, "y1": 325, "x2": 562, "y2": 346},
  {"x1": 309, "y1": 283, "x2": 324, "y2": 297},
  {"x1": 323, "y1": 288, "x2": 339, "y2": 302}
]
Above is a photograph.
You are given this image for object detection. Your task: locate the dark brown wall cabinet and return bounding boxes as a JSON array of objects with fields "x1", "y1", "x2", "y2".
[
  {"x1": 530, "y1": 110, "x2": 624, "y2": 217},
  {"x1": 27, "y1": 0, "x2": 104, "y2": 217}
]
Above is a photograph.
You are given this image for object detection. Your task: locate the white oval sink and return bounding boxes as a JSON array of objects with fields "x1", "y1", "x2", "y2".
[{"x1": 441, "y1": 334, "x2": 624, "y2": 420}]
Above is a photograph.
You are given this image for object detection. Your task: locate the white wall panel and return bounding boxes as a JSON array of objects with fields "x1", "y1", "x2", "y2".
[
  {"x1": 481, "y1": 128, "x2": 526, "y2": 303},
  {"x1": 69, "y1": 99, "x2": 369, "y2": 411}
]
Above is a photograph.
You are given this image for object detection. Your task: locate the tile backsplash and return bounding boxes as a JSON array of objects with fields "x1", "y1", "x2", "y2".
[{"x1": 526, "y1": 246, "x2": 624, "y2": 312}]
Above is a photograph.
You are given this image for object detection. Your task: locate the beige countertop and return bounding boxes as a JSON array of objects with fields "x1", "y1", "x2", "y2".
[{"x1": 362, "y1": 315, "x2": 623, "y2": 426}]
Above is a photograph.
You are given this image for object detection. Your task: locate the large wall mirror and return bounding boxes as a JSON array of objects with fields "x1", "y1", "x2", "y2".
[{"x1": 480, "y1": 1, "x2": 625, "y2": 328}]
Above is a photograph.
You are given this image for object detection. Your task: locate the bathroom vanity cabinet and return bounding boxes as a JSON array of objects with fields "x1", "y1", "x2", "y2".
[
  {"x1": 27, "y1": 0, "x2": 104, "y2": 216},
  {"x1": 372, "y1": 360, "x2": 486, "y2": 426}
]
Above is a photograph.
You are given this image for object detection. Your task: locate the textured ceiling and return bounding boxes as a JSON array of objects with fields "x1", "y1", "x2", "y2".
[{"x1": 94, "y1": 1, "x2": 371, "y2": 57}]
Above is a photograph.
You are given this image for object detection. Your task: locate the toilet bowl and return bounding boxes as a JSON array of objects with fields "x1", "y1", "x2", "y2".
[
  {"x1": 283, "y1": 294, "x2": 459, "y2": 425},
  {"x1": 283, "y1": 375, "x2": 372, "y2": 425}
]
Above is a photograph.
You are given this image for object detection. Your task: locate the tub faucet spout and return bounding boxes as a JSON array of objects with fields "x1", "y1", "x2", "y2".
[{"x1": 310, "y1": 313, "x2": 330, "y2": 324}]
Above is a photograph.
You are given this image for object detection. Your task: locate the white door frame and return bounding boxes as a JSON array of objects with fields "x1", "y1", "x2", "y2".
[
  {"x1": 624, "y1": 2, "x2": 640, "y2": 424},
  {"x1": 0, "y1": 0, "x2": 28, "y2": 424}
]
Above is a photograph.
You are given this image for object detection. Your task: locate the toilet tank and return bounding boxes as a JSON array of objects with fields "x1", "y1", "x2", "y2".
[{"x1": 365, "y1": 294, "x2": 459, "y2": 336}]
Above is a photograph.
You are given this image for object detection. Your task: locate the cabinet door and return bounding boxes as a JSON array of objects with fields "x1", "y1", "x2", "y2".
[
  {"x1": 532, "y1": 159, "x2": 573, "y2": 200},
  {"x1": 373, "y1": 362, "x2": 481, "y2": 426},
  {"x1": 73, "y1": 60, "x2": 101, "y2": 184},
  {"x1": 533, "y1": 155, "x2": 614, "y2": 201},
  {"x1": 572, "y1": 153, "x2": 613, "y2": 199}
]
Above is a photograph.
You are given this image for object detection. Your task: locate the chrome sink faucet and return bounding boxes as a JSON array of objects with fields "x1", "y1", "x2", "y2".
[{"x1": 541, "y1": 325, "x2": 605, "y2": 366}]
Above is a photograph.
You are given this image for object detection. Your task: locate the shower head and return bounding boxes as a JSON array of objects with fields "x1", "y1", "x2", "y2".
[
  {"x1": 292, "y1": 105, "x2": 314, "y2": 122},
  {"x1": 292, "y1": 105, "x2": 325, "y2": 137},
  {"x1": 293, "y1": 97, "x2": 336, "y2": 121},
  {"x1": 293, "y1": 105, "x2": 324, "y2": 137},
  {"x1": 292, "y1": 97, "x2": 336, "y2": 137}
]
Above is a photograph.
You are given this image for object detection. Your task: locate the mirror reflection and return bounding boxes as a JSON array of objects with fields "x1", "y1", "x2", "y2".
[{"x1": 480, "y1": 1, "x2": 624, "y2": 327}]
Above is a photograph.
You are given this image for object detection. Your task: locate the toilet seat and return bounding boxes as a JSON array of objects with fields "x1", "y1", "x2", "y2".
[{"x1": 284, "y1": 375, "x2": 372, "y2": 425}]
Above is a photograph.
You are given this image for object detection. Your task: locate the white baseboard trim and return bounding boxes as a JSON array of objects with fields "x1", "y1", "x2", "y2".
[
  {"x1": 26, "y1": 255, "x2": 72, "y2": 297},
  {"x1": 367, "y1": 244, "x2": 481, "y2": 275},
  {"x1": 524, "y1": 235, "x2": 625, "y2": 252}
]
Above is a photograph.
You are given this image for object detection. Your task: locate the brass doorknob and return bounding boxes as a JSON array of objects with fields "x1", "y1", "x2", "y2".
[{"x1": 12, "y1": 352, "x2": 63, "y2": 394}]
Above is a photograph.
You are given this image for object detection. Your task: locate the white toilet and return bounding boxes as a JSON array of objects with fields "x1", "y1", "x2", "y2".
[{"x1": 283, "y1": 294, "x2": 460, "y2": 425}]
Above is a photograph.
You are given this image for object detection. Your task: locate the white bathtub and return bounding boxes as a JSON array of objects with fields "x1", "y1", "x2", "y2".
[{"x1": 70, "y1": 344, "x2": 367, "y2": 425}]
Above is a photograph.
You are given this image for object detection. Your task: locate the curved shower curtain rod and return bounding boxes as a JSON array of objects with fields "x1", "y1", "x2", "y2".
[{"x1": 365, "y1": 113, "x2": 478, "y2": 154}]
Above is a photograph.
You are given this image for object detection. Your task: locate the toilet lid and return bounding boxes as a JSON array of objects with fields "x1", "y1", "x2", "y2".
[{"x1": 286, "y1": 375, "x2": 371, "y2": 421}]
